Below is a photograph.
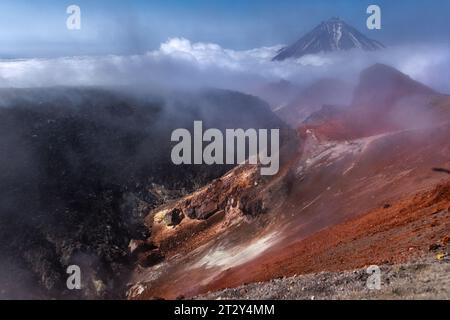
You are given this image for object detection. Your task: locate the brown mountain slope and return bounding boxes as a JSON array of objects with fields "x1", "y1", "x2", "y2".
[
  {"x1": 128, "y1": 118, "x2": 450, "y2": 299},
  {"x1": 127, "y1": 65, "x2": 450, "y2": 299},
  {"x1": 198, "y1": 180, "x2": 450, "y2": 293},
  {"x1": 275, "y1": 78, "x2": 352, "y2": 127},
  {"x1": 302, "y1": 64, "x2": 450, "y2": 141}
]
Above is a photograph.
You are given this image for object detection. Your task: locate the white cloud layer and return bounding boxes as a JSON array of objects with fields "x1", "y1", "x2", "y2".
[{"x1": 0, "y1": 37, "x2": 449, "y2": 94}]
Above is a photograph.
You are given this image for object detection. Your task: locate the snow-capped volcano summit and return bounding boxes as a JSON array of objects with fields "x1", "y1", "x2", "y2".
[{"x1": 273, "y1": 17, "x2": 384, "y2": 61}]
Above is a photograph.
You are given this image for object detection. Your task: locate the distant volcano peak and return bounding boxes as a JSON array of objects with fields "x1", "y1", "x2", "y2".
[{"x1": 273, "y1": 18, "x2": 384, "y2": 61}]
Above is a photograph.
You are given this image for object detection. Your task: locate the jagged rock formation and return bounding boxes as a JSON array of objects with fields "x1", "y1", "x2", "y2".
[
  {"x1": 127, "y1": 64, "x2": 450, "y2": 300},
  {"x1": 0, "y1": 87, "x2": 289, "y2": 299}
]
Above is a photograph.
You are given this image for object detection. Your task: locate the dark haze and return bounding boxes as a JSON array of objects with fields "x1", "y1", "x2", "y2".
[{"x1": 0, "y1": 86, "x2": 289, "y2": 298}]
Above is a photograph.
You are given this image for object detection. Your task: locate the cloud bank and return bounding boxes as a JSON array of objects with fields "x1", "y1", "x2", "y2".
[{"x1": 0, "y1": 37, "x2": 449, "y2": 94}]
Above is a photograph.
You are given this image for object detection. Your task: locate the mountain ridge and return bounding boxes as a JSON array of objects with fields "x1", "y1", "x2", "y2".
[{"x1": 273, "y1": 17, "x2": 384, "y2": 61}]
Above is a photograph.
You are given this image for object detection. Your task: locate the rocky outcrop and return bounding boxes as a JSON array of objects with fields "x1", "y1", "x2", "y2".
[
  {"x1": 164, "y1": 209, "x2": 185, "y2": 226},
  {"x1": 148, "y1": 165, "x2": 266, "y2": 225},
  {"x1": 0, "y1": 87, "x2": 292, "y2": 299},
  {"x1": 139, "y1": 162, "x2": 292, "y2": 262}
]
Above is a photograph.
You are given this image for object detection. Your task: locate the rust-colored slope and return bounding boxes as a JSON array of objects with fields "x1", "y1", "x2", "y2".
[
  {"x1": 129, "y1": 121, "x2": 450, "y2": 299},
  {"x1": 127, "y1": 68, "x2": 450, "y2": 299},
  {"x1": 200, "y1": 180, "x2": 450, "y2": 293}
]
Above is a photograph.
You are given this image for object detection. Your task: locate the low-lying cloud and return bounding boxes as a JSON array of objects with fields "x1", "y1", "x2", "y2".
[{"x1": 1, "y1": 37, "x2": 449, "y2": 94}]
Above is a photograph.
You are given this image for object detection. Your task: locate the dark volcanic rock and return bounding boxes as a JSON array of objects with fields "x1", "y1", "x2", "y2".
[
  {"x1": 240, "y1": 198, "x2": 266, "y2": 216},
  {"x1": 164, "y1": 208, "x2": 184, "y2": 226},
  {"x1": 0, "y1": 87, "x2": 290, "y2": 299},
  {"x1": 194, "y1": 202, "x2": 219, "y2": 220},
  {"x1": 137, "y1": 249, "x2": 164, "y2": 268},
  {"x1": 129, "y1": 239, "x2": 156, "y2": 256}
]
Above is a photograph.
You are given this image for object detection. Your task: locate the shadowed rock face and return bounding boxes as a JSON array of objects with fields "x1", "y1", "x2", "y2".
[{"x1": 0, "y1": 87, "x2": 290, "y2": 299}]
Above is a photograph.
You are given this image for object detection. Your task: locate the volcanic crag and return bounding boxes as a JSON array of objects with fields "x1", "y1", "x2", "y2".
[{"x1": 127, "y1": 64, "x2": 450, "y2": 300}]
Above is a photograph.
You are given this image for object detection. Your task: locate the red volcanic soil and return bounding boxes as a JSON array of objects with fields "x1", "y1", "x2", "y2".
[
  {"x1": 131, "y1": 122, "x2": 450, "y2": 299},
  {"x1": 128, "y1": 67, "x2": 450, "y2": 299},
  {"x1": 200, "y1": 180, "x2": 450, "y2": 294}
]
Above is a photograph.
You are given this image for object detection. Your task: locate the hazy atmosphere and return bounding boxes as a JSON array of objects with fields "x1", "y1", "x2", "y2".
[
  {"x1": 1, "y1": 1, "x2": 450, "y2": 92},
  {"x1": 0, "y1": 0, "x2": 449, "y2": 304}
]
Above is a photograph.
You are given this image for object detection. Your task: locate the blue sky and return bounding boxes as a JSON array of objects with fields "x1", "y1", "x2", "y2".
[{"x1": 1, "y1": 0, "x2": 450, "y2": 58}]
